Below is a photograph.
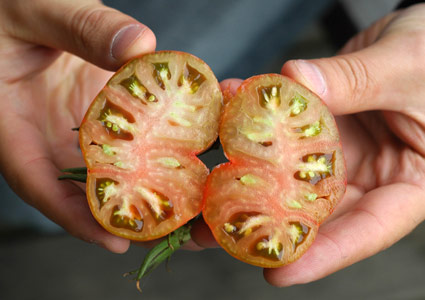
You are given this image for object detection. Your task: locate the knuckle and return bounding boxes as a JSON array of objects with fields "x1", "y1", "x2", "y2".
[
  {"x1": 339, "y1": 32, "x2": 365, "y2": 54},
  {"x1": 68, "y1": 4, "x2": 112, "y2": 51},
  {"x1": 410, "y1": 31, "x2": 425, "y2": 71},
  {"x1": 336, "y1": 55, "x2": 376, "y2": 109}
]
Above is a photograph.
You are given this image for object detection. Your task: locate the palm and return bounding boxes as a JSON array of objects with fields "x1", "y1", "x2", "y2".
[
  {"x1": 20, "y1": 54, "x2": 113, "y2": 170},
  {"x1": 279, "y1": 109, "x2": 425, "y2": 284},
  {"x1": 0, "y1": 46, "x2": 127, "y2": 251},
  {"x1": 264, "y1": 6, "x2": 425, "y2": 284},
  {"x1": 333, "y1": 111, "x2": 421, "y2": 218}
]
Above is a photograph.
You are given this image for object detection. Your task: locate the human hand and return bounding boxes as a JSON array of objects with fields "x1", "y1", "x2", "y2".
[
  {"x1": 0, "y1": 0, "x2": 155, "y2": 253},
  {"x1": 192, "y1": 4, "x2": 425, "y2": 285}
]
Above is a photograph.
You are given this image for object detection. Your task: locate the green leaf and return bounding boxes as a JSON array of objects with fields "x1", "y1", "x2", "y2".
[{"x1": 128, "y1": 224, "x2": 192, "y2": 292}]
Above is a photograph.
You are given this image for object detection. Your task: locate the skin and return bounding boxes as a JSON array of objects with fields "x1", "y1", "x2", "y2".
[
  {"x1": 0, "y1": 0, "x2": 156, "y2": 253},
  {"x1": 193, "y1": 4, "x2": 425, "y2": 286},
  {"x1": 0, "y1": 0, "x2": 424, "y2": 287}
]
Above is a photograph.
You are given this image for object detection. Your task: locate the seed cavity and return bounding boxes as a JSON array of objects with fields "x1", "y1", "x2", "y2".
[
  {"x1": 120, "y1": 74, "x2": 157, "y2": 103},
  {"x1": 223, "y1": 223, "x2": 237, "y2": 233},
  {"x1": 238, "y1": 215, "x2": 271, "y2": 236},
  {"x1": 102, "y1": 144, "x2": 116, "y2": 156},
  {"x1": 258, "y1": 85, "x2": 281, "y2": 110},
  {"x1": 288, "y1": 222, "x2": 310, "y2": 250},
  {"x1": 96, "y1": 178, "x2": 118, "y2": 208},
  {"x1": 294, "y1": 121, "x2": 322, "y2": 138},
  {"x1": 153, "y1": 62, "x2": 171, "y2": 90},
  {"x1": 223, "y1": 212, "x2": 270, "y2": 241},
  {"x1": 157, "y1": 157, "x2": 182, "y2": 169},
  {"x1": 295, "y1": 153, "x2": 334, "y2": 184},
  {"x1": 178, "y1": 64, "x2": 206, "y2": 94},
  {"x1": 110, "y1": 201, "x2": 144, "y2": 232},
  {"x1": 98, "y1": 100, "x2": 135, "y2": 140},
  {"x1": 90, "y1": 141, "x2": 118, "y2": 157},
  {"x1": 254, "y1": 235, "x2": 284, "y2": 261},
  {"x1": 305, "y1": 193, "x2": 318, "y2": 202},
  {"x1": 289, "y1": 94, "x2": 307, "y2": 116},
  {"x1": 136, "y1": 186, "x2": 173, "y2": 221}
]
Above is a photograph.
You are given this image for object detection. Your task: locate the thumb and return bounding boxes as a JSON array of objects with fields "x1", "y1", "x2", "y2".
[
  {"x1": 281, "y1": 47, "x2": 385, "y2": 116},
  {"x1": 3, "y1": 0, "x2": 156, "y2": 70},
  {"x1": 280, "y1": 35, "x2": 419, "y2": 116}
]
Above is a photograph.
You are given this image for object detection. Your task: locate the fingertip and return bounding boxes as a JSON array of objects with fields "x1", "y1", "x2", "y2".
[
  {"x1": 281, "y1": 59, "x2": 327, "y2": 99},
  {"x1": 280, "y1": 60, "x2": 297, "y2": 78},
  {"x1": 100, "y1": 235, "x2": 131, "y2": 254},
  {"x1": 262, "y1": 263, "x2": 305, "y2": 287},
  {"x1": 82, "y1": 221, "x2": 130, "y2": 254},
  {"x1": 220, "y1": 78, "x2": 243, "y2": 96},
  {"x1": 263, "y1": 268, "x2": 284, "y2": 287},
  {"x1": 110, "y1": 24, "x2": 156, "y2": 68}
]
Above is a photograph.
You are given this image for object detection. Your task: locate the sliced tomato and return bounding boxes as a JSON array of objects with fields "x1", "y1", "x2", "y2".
[
  {"x1": 203, "y1": 74, "x2": 346, "y2": 268},
  {"x1": 79, "y1": 51, "x2": 222, "y2": 241}
]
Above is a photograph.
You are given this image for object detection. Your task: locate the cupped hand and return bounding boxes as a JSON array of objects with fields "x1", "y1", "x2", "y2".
[
  {"x1": 0, "y1": 0, "x2": 155, "y2": 253},
  {"x1": 192, "y1": 4, "x2": 425, "y2": 286}
]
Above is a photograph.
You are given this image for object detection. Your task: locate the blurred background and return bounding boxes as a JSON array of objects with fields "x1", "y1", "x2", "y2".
[{"x1": 3, "y1": 0, "x2": 425, "y2": 299}]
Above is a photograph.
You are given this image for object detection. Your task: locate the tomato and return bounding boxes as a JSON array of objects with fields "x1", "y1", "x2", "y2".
[
  {"x1": 79, "y1": 51, "x2": 222, "y2": 241},
  {"x1": 203, "y1": 74, "x2": 346, "y2": 268}
]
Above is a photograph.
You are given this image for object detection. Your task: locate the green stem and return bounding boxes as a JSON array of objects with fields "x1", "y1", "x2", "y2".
[
  {"x1": 58, "y1": 174, "x2": 87, "y2": 183},
  {"x1": 129, "y1": 224, "x2": 192, "y2": 292},
  {"x1": 61, "y1": 167, "x2": 87, "y2": 174},
  {"x1": 58, "y1": 167, "x2": 87, "y2": 182}
]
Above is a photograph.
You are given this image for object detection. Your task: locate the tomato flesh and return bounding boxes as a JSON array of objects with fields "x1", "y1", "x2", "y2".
[
  {"x1": 203, "y1": 74, "x2": 346, "y2": 267},
  {"x1": 80, "y1": 51, "x2": 222, "y2": 241}
]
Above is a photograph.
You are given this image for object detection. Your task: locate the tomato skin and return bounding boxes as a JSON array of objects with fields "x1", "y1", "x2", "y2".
[
  {"x1": 80, "y1": 51, "x2": 222, "y2": 241},
  {"x1": 203, "y1": 74, "x2": 346, "y2": 268}
]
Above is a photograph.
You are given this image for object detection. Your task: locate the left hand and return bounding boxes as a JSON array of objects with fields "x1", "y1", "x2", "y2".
[
  {"x1": 0, "y1": 0, "x2": 156, "y2": 253},
  {"x1": 192, "y1": 4, "x2": 425, "y2": 286}
]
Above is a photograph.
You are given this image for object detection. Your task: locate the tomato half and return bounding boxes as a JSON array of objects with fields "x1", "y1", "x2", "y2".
[
  {"x1": 79, "y1": 51, "x2": 222, "y2": 241},
  {"x1": 203, "y1": 74, "x2": 346, "y2": 268}
]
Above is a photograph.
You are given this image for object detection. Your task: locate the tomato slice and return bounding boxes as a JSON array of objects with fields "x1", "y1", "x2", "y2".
[
  {"x1": 203, "y1": 74, "x2": 346, "y2": 268},
  {"x1": 79, "y1": 51, "x2": 222, "y2": 241}
]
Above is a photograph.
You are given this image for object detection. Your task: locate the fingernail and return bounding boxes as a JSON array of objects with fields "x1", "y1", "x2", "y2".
[
  {"x1": 294, "y1": 60, "x2": 326, "y2": 96},
  {"x1": 111, "y1": 24, "x2": 145, "y2": 60}
]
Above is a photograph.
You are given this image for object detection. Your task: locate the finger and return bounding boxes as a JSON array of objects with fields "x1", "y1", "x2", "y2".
[
  {"x1": 264, "y1": 182, "x2": 425, "y2": 287},
  {"x1": 280, "y1": 15, "x2": 423, "y2": 115},
  {"x1": 0, "y1": 120, "x2": 129, "y2": 253},
  {"x1": 1, "y1": 0, "x2": 156, "y2": 70},
  {"x1": 17, "y1": 159, "x2": 130, "y2": 253},
  {"x1": 338, "y1": 12, "x2": 398, "y2": 55},
  {"x1": 321, "y1": 184, "x2": 364, "y2": 224},
  {"x1": 220, "y1": 78, "x2": 243, "y2": 96},
  {"x1": 220, "y1": 78, "x2": 243, "y2": 105},
  {"x1": 190, "y1": 217, "x2": 219, "y2": 249}
]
